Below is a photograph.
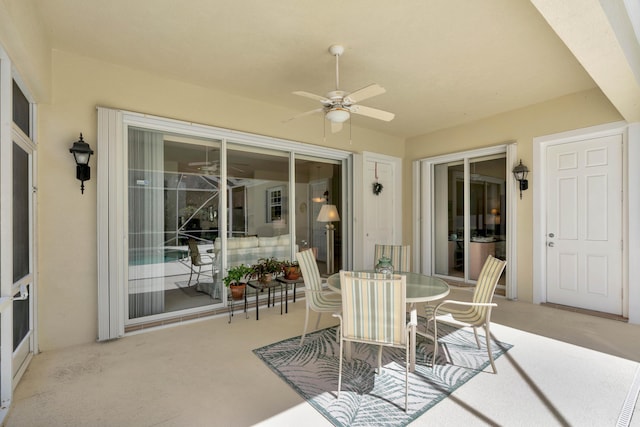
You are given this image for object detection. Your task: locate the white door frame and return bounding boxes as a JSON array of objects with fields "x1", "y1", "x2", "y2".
[{"x1": 533, "y1": 121, "x2": 631, "y2": 317}]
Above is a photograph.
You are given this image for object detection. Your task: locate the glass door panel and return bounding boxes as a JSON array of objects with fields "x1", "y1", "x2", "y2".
[
  {"x1": 11, "y1": 141, "x2": 32, "y2": 379},
  {"x1": 294, "y1": 157, "x2": 342, "y2": 275},
  {"x1": 433, "y1": 162, "x2": 464, "y2": 278},
  {"x1": 469, "y1": 157, "x2": 506, "y2": 280},
  {"x1": 222, "y1": 144, "x2": 292, "y2": 274},
  {"x1": 433, "y1": 155, "x2": 506, "y2": 284},
  {"x1": 127, "y1": 128, "x2": 222, "y2": 321}
]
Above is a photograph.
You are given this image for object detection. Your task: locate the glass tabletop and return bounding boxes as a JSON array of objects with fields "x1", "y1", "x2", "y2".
[{"x1": 327, "y1": 271, "x2": 450, "y2": 303}]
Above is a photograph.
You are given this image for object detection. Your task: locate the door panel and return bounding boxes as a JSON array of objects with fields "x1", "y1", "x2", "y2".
[
  {"x1": 363, "y1": 160, "x2": 394, "y2": 269},
  {"x1": 546, "y1": 135, "x2": 622, "y2": 314}
]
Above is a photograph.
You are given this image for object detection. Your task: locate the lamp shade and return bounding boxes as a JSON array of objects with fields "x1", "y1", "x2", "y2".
[{"x1": 317, "y1": 204, "x2": 340, "y2": 222}]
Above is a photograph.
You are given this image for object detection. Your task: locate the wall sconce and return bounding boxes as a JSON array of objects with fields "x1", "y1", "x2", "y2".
[
  {"x1": 312, "y1": 190, "x2": 330, "y2": 203},
  {"x1": 69, "y1": 133, "x2": 94, "y2": 194},
  {"x1": 512, "y1": 159, "x2": 529, "y2": 199}
]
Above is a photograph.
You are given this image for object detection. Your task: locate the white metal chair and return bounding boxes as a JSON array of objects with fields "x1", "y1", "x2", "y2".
[
  {"x1": 422, "y1": 255, "x2": 506, "y2": 373},
  {"x1": 374, "y1": 244, "x2": 411, "y2": 272},
  {"x1": 186, "y1": 238, "x2": 214, "y2": 288},
  {"x1": 296, "y1": 249, "x2": 341, "y2": 345},
  {"x1": 334, "y1": 271, "x2": 416, "y2": 412}
]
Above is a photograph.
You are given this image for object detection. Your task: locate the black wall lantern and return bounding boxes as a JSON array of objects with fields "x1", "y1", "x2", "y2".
[
  {"x1": 69, "y1": 133, "x2": 94, "y2": 194},
  {"x1": 512, "y1": 159, "x2": 529, "y2": 199}
]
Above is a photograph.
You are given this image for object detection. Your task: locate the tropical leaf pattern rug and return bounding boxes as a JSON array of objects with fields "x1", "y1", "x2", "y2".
[{"x1": 253, "y1": 317, "x2": 512, "y2": 426}]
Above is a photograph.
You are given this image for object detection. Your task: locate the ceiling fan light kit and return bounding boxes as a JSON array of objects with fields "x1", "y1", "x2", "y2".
[
  {"x1": 288, "y1": 44, "x2": 394, "y2": 133},
  {"x1": 325, "y1": 107, "x2": 350, "y2": 123}
]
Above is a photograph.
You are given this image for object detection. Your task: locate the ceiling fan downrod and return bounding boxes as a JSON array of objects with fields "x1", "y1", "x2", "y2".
[{"x1": 329, "y1": 44, "x2": 344, "y2": 91}]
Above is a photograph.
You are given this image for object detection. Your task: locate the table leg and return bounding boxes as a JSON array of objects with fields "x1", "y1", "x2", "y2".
[
  {"x1": 255, "y1": 287, "x2": 259, "y2": 320},
  {"x1": 410, "y1": 303, "x2": 417, "y2": 372},
  {"x1": 244, "y1": 287, "x2": 249, "y2": 319},
  {"x1": 285, "y1": 282, "x2": 288, "y2": 313}
]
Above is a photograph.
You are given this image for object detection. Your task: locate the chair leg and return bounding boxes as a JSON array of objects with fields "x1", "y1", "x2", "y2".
[
  {"x1": 485, "y1": 324, "x2": 497, "y2": 374},
  {"x1": 187, "y1": 267, "x2": 194, "y2": 287},
  {"x1": 405, "y1": 336, "x2": 410, "y2": 412},
  {"x1": 337, "y1": 337, "x2": 344, "y2": 400},
  {"x1": 195, "y1": 266, "x2": 202, "y2": 286},
  {"x1": 376, "y1": 345, "x2": 383, "y2": 374},
  {"x1": 473, "y1": 326, "x2": 481, "y2": 349},
  {"x1": 314, "y1": 312, "x2": 322, "y2": 329},
  {"x1": 432, "y1": 318, "x2": 439, "y2": 365},
  {"x1": 300, "y1": 304, "x2": 311, "y2": 346}
]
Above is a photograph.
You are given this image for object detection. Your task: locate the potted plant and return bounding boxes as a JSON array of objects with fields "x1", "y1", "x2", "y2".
[
  {"x1": 248, "y1": 257, "x2": 284, "y2": 284},
  {"x1": 282, "y1": 260, "x2": 301, "y2": 280},
  {"x1": 223, "y1": 264, "x2": 253, "y2": 300}
]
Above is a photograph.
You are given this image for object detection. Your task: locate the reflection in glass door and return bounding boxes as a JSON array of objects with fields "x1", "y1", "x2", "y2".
[
  {"x1": 127, "y1": 128, "x2": 222, "y2": 321},
  {"x1": 433, "y1": 155, "x2": 506, "y2": 284}
]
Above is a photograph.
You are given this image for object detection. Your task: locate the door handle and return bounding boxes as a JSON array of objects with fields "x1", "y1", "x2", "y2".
[{"x1": 548, "y1": 242, "x2": 555, "y2": 247}]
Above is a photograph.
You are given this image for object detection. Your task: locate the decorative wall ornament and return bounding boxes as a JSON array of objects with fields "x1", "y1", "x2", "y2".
[
  {"x1": 372, "y1": 161, "x2": 383, "y2": 195},
  {"x1": 373, "y1": 181, "x2": 383, "y2": 195}
]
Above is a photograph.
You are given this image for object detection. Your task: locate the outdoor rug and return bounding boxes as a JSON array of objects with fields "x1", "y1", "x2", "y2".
[{"x1": 253, "y1": 318, "x2": 512, "y2": 426}]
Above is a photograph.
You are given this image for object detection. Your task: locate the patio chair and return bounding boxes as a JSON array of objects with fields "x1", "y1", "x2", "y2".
[
  {"x1": 186, "y1": 238, "x2": 214, "y2": 288},
  {"x1": 422, "y1": 254, "x2": 506, "y2": 373},
  {"x1": 296, "y1": 248, "x2": 341, "y2": 345},
  {"x1": 334, "y1": 271, "x2": 416, "y2": 412},
  {"x1": 374, "y1": 244, "x2": 411, "y2": 272}
]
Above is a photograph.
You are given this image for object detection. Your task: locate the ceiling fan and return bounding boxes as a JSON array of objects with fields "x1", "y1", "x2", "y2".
[{"x1": 288, "y1": 44, "x2": 395, "y2": 133}]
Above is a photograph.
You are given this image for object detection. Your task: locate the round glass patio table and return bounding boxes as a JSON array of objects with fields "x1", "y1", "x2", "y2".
[{"x1": 326, "y1": 270, "x2": 450, "y2": 304}]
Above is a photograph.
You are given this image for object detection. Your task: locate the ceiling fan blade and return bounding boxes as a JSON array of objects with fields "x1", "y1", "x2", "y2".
[
  {"x1": 343, "y1": 84, "x2": 386, "y2": 104},
  {"x1": 292, "y1": 91, "x2": 331, "y2": 104},
  {"x1": 331, "y1": 121, "x2": 343, "y2": 133},
  {"x1": 350, "y1": 104, "x2": 395, "y2": 122},
  {"x1": 283, "y1": 108, "x2": 323, "y2": 123}
]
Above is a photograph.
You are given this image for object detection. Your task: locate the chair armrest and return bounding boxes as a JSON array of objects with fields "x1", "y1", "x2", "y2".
[
  {"x1": 434, "y1": 300, "x2": 496, "y2": 315},
  {"x1": 407, "y1": 307, "x2": 418, "y2": 328}
]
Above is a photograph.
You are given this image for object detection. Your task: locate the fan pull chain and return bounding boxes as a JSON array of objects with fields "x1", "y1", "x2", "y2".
[{"x1": 323, "y1": 114, "x2": 326, "y2": 142}]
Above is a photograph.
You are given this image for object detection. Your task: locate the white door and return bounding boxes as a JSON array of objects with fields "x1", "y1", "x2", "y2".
[
  {"x1": 546, "y1": 135, "x2": 622, "y2": 314},
  {"x1": 363, "y1": 160, "x2": 394, "y2": 269}
]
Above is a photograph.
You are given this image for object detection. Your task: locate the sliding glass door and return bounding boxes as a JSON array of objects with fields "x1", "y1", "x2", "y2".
[
  {"x1": 114, "y1": 114, "x2": 348, "y2": 330},
  {"x1": 431, "y1": 153, "x2": 507, "y2": 284},
  {"x1": 127, "y1": 128, "x2": 222, "y2": 320}
]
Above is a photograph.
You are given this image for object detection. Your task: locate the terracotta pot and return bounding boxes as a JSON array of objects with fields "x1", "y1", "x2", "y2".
[
  {"x1": 230, "y1": 283, "x2": 246, "y2": 300},
  {"x1": 258, "y1": 273, "x2": 273, "y2": 284},
  {"x1": 284, "y1": 266, "x2": 301, "y2": 280}
]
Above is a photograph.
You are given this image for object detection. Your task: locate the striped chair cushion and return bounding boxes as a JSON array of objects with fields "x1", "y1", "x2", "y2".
[
  {"x1": 428, "y1": 255, "x2": 506, "y2": 326},
  {"x1": 374, "y1": 244, "x2": 411, "y2": 272},
  {"x1": 340, "y1": 271, "x2": 406, "y2": 346}
]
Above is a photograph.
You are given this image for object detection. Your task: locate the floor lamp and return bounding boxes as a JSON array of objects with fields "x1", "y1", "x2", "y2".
[{"x1": 317, "y1": 204, "x2": 340, "y2": 275}]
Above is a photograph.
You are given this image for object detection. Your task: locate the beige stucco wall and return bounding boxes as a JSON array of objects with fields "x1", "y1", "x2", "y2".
[
  {"x1": 0, "y1": 0, "x2": 51, "y2": 101},
  {"x1": 403, "y1": 88, "x2": 623, "y2": 302},
  {"x1": 36, "y1": 49, "x2": 403, "y2": 350}
]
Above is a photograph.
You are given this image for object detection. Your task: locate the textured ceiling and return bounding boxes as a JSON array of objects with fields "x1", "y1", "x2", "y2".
[{"x1": 33, "y1": 0, "x2": 597, "y2": 138}]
